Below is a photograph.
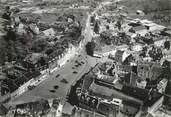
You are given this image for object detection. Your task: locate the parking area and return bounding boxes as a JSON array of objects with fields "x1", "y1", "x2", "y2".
[{"x1": 10, "y1": 55, "x2": 90, "y2": 105}]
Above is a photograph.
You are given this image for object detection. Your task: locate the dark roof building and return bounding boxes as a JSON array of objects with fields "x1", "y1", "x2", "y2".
[
  {"x1": 115, "y1": 50, "x2": 124, "y2": 63},
  {"x1": 88, "y1": 79, "x2": 163, "y2": 115},
  {"x1": 129, "y1": 25, "x2": 147, "y2": 33},
  {"x1": 0, "y1": 104, "x2": 8, "y2": 116}
]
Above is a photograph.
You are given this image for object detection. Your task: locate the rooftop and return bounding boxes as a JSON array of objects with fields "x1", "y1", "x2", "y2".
[{"x1": 90, "y1": 78, "x2": 162, "y2": 107}]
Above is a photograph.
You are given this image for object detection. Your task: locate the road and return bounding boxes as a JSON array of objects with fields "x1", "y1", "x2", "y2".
[
  {"x1": 7, "y1": 0, "x2": 114, "y2": 106},
  {"x1": 8, "y1": 4, "x2": 93, "y2": 105},
  {"x1": 9, "y1": 55, "x2": 90, "y2": 105}
]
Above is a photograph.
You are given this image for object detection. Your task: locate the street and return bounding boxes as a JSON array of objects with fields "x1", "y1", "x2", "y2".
[
  {"x1": 8, "y1": 0, "x2": 114, "y2": 106},
  {"x1": 9, "y1": 55, "x2": 90, "y2": 105}
]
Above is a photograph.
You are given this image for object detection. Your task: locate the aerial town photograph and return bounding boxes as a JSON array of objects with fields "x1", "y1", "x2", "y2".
[{"x1": 0, "y1": 0, "x2": 171, "y2": 117}]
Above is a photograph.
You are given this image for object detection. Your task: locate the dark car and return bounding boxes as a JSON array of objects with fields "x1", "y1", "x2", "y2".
[
  {"x1": 73, "y1": 71, "x2": 78, "y2": 74},
  {"x1": 49, "y1": 90, "x2": 56, "y2": 93},
  {"x1": 54, "y1": 85, "x2": 59, "y2": 90},
  {"x1": 56, "y1": 74, "x2": 60, "y2": 78},
  {"x1": 75, "y1": 60, "x2": 79, "y2": 63},
  {"x1": 60, "y1": 79, "x2": 68, "y2": 84},
  {"x1": 28, "y1": 85, "x2": 36, "y2": 90},
  {"x1": 81, "y1": 61, "x2": 85, "y2": 64},
  {"x1": 78, "y1": 63, "x2": 82, "y2": 66}
]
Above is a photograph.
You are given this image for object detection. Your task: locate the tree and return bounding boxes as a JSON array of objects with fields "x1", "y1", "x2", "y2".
[
  {"x1": 100, "y1": 31, "x2": 113, "y2": 45},
  {"x1": 94, "y1": 21, "x2": 99, "y2": 34},
  {"x1": 86, "y1": 42, "x2": 95, "y2": 56},
  {"x1": 116, "y1": 20, "x2": 121, "y2": 30},
  {"x1": 123, "y1": 54, "x2": 134, "y2": 65},
  {"x1": 142, "y1": 37, "x2": 154, "y2": 45},
  {"x1": 5, "y1": 28, "x2": 16, "y2": 41},
  {"x1": 31, "y1": 39, "x2": 48, "y2": 53},
  {"x1": 2, "y1": 6, "x2": 11, "y2": 20},
  {"x1": 162, "y1": 60, "x2": 171, "y2": 80},
  {"x1": 148, "y1": 47, "x2": 163, "y2": 61},
  {"x1": 90, "y1": 16, "x2": 95, "y2": 24},
  {"x1": 164, "y1": 40, "x2": 170, "y2": 50}
]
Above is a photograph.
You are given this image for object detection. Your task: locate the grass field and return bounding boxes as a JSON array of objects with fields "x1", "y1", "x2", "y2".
[{"x1": 119, "y1": 0, "x2": 171, "y2": 26}]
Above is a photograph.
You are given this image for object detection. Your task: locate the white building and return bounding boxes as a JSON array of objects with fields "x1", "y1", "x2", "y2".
[
  {"x1": 132, "y1": 43, "x2": 143, "y2": 52},
  {"x1": 148, "y1": 96, "x2": 164, "y2": 116},
  {"x1": 56, "y1": 103, "x2": 63, "y2": 117},
  {"x1": 29, "y1": 23, "x2": 39, "y2": 34},
  {"x1": 157, "y1": 78, "x2": 168, "y2": 93},
  {"x1": 154, "y1": 38, "x2": 166, "y2": 47},
  {"x1": 136, "y1": 80, "x2": 147, "y2": 89},
  {"x1": 42, "y1": 28, "x2": 55, "y2": 37}
]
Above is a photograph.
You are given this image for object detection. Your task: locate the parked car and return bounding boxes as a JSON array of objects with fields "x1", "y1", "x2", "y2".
[
  {"x1": 28, "y1": 85, "x2": 36, "y2": 90},
  {"x1": 56, "y1": 74, "x2": 60, "y2": 78},
  {"x1": 73, "y1": 71, "x2": 78, "y2": 74}
]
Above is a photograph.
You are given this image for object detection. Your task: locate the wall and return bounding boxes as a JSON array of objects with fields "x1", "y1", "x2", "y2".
[{"x1": 148, "y1": 96, "x2": 164, "y2": 114}]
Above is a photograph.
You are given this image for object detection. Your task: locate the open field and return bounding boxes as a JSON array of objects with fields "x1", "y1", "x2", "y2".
[{"x1": 119, "y1": 0, "x2": 171, "y2": 26}]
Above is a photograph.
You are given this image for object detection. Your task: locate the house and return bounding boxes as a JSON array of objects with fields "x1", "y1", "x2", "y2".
[
  {"x1": 120, "y1": 72, "x2": 139, "y2": 87},
  {"x1": 17, "y1": 23, "x2": 26, "y2": 35},
  {"x1": 137, "y1": 62, "x2": 162, "y2": 81},
  {"x1": 118, "y1": 100, "x2": 140, "y2": 117},
  {"x1": 163, "y1": 29, "x2": 171, "y2": 37},
  {"x1": 42, "y1": 28, "x2": 55, "y2": 37},
  {"x1": 148, "y1": 24, "x2": 166, "y2": 33},
  {"x1": 62, "y1": 102, "x2": 74, "y2": 116},
  {"x1": 114, "y1": 50, "x2": 124, "y2": 63},
  {"x1": 147, "y1": 96, "x2": 164, "y2": 116},
  {"x1": 136, "y1": 10, "x2": 145, "y2": 16},
  {"x1": 0, "y1": 104, "x2": 8, "y2": 116},
  {"x1": 29, "y1": 23, "x2": 39, "y2": 34},
  {"x1": 93, "y1": 45, "x2": 116, "y2": 58},
  {"x1": 129, "y1": 25, "x2": 148, "y2": 36},
  {"x1": 24, "y1": 53, "x2": 48, "y2": 71},
  {"x1": 97, "y1": 98, "x2": 123, "y2": 116},
  {"x1": 132, "y1": 43, "x2": 143, "y2": 52},
  {"x1": 136, "y1": 79, "x2": 147, "y2": 89},
  {"x1": 157, "y1": 78, "x2": 168, "y2": 93},
  {"x1": 116, "y1": 64, "x2": 132, "y2": 74},
  {"x1": 89, "y1": 79, "x2": 163, "y2": 117},
  {"x1": 153, "y1": 36, "x2": 167, "y2": 47}
]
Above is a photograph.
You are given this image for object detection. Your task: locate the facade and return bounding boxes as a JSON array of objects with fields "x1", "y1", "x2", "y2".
[
  {"x1": 42, "y1": 28, "x2": 55, "y2": 37},
  {"x1": 136, "y1": 79, "x2": 147, "y2": 89},
  {"x1": 147, "y1": 96, "x2": 164, "y2": 116},
  {"x1": 157, "y1": 78, "x2": 168, "y2": 93},
  {"x1": 137, "y1": 62, "x2": 162, "y2": 81},
  {"x1": 93, "y1": 46, "x2": 117, "y2": 58},
  {"x1": 129, "y1": 25, "x2": 148, "y2": 36}
]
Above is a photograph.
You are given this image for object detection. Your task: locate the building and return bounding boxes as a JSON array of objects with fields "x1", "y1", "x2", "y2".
[
  {"x1": 62, "y1": 102, "x2": 74, "y2": 116},
  {"x1": 0, "y1": 104, "x2": 8, "y2": 116},
  {"x1": 132, "y1": 43, "x2": 143, "y2": 52},
  {"x1": 137, "y1": 62, "x2": 162, "y2": 81},
  {"x1": 115, "y1": 64, "x2": 132, "y2": 74},
  {"x1": 163, "y1": 29, "x2": 171, "y2": 37},
  {"x1": 120, "y1": 72, "x2": 139, "y2": 87},
  {"x1": 136, "y1": 79, "x2": 147, "y2": 89},
  {"x1": 88, "y1": 79, "x2": 163, "y2": 117},
  {"x1": 93, "y1": 45, "x2": 117, "y2": 58},
  {"x1": 23, "y1": 53, "x2": 48, "y2": 71},
  {"x1": 129, "y1": 25, "x2": 148, "y2": 36},
  {"x1": 114, "y1": 50, "x2": 124, "y2": 63},
  {"x1": 147, "y1": 96, "x2": 164, "y2": 116},
  {"x1": 157, "y1": 78, "x2": 168, "y2": 93},
  {"x1": 42, "y1": 28, "x2": 55, "y2": 37}
]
